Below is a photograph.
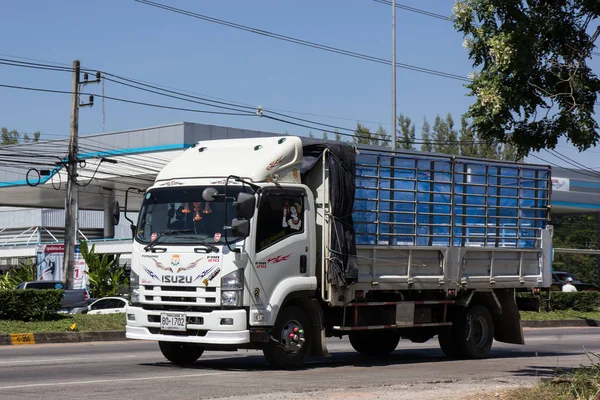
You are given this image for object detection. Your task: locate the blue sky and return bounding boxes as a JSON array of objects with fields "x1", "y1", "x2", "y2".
[{"x1": 1, "y1": 0, "x2": 599, "y2": 168}]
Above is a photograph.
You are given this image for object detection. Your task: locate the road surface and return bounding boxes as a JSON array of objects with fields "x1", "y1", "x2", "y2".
[{"x1": 0, "y1": 327, "x2": 598, "y2": 399}]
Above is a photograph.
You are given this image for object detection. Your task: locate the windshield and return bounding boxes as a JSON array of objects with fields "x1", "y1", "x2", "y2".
[{"x1": 135, "y1": 185, "x2": 250, "y2": 245}]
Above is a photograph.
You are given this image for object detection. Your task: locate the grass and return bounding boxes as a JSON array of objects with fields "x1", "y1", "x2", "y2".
[
  {"x1": 520, "y1": 309, "x2": 600, "y2": 321},
  {"x1": 0, "y1": 313, "x2": 126, "y2": 334},
  {"x1": 498, "y1": 355, "x2": 600, "y2": 400}
]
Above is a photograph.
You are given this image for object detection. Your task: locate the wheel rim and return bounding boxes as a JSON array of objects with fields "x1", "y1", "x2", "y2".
[
  {"x1": 468, "y1": 315, "x2": 488, "y2": 349},
  {"x1": 280, "y1": 319, "x2": 306, "y2": 354}
]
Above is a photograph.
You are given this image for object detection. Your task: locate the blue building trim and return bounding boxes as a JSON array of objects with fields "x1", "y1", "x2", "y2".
[
  {"x1": 0, "y1": 143, "x2": 189, "y2": 188},
  {"x1": 552, "y1": 201, "x2": 600, "y2": 210}
]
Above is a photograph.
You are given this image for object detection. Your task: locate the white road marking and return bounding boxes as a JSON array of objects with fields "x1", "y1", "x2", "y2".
[
  {"x1": 0, "y1": 372, "x2": 230, "y2": 390},
  {"x1": 0, "y1": 354, "x2": 138, "y2": 365}
]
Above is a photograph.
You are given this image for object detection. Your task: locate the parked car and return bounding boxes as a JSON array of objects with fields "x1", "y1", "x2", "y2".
[
  {"x1": 16, "y1": 280, "x2": 89, "y2": 314},
  {"x1": 86, "y1": 297, "x2": 128, "y2": 315},
  {"x1": 551, "y1": 271, "x2": 598, "y2": 291}
]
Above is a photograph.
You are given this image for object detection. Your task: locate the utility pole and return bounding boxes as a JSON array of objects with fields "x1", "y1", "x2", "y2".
[
  {"x1": 391, "y1": 0, "x2": 397, "y2": 151},
  {"x1": 63, "y1": 61, "x2": 99, "y2": 289},
  {"x1": 63, "y1": 60, "x2": 81, "y2": 290}
]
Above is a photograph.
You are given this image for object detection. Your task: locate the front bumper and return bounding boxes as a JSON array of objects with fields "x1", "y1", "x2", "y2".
[{"x1": 125, "y1": 306, "x2": 249, "y2": 345}]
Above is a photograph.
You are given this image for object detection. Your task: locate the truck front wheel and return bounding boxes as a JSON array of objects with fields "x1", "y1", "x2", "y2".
[
  {"x1": 349, "y1": 330, "x2": 401, "y2": 357},
  {"x1": 158, "y1": 341, "x2": 204, "y2": 365},
  {"x1": 438, "y1": 305, "x2": 494, "y2": 360},
  {"x1": 263, "y1": 306, "x2": 310, "y2": 369}
]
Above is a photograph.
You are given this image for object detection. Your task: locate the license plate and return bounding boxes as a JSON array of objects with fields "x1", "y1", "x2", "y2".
[{"x1": 160, "y1": 313, "x2": 186, "y2": 332}]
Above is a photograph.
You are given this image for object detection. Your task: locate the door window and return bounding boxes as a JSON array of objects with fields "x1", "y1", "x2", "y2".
[{"x1": 256, "y1": 190, "x2": 305, "y2": 252}]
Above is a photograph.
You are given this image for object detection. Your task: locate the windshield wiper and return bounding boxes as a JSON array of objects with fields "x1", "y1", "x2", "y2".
[
  {"x1": 193, "y1": 240, "x2": 219, "y2": 253},
  {"x1": 143, "y1": 229, "x2": 194, "y2": 252}
]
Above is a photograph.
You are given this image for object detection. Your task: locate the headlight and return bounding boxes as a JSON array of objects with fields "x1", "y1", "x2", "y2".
[
  {"x1": 130, "y1": 269, "x2": 140, "y2": 304},
  {"x1": 221, "y1": 269, "x2": 243, "y2": 290},
  {"x1": 221, "y1": 291, "x2": 241, "y2": 307},
  {"x1": 221, "y1": 269, "x2": 243, "y2": 306}
]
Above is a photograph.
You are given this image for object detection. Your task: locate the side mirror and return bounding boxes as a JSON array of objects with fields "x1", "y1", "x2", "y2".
[
  {"x1": 236, "y1": 192, "x2": 256, "y2": 219},
  {"x1": 111, "y1": 200, "x2": 120, "y2": 225},
  {"x1": 202, "y1": 187, "x2": 219, "y2": 202},
  {"x1": 231, "y1": 218, "x2": 250, "y2": 238}
]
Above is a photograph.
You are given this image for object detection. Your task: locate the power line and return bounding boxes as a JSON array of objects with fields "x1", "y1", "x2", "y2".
[
  {"x1": 370, "y1": 2, "x2": 600, "y2": 57},
  {"x1": 371, "y1": 0, "x2": 451, "y2": 22},
  {"x1": 0, "y1": 83, "x2": 256, "y2": 116},
  {"x1": 133, "y1": 0, "x2": 470, "y2": 82}
]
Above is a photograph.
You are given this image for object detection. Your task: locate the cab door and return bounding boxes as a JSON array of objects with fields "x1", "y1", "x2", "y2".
[{"x1": 249, "y1": 187, "x2": 311, "y2": 325}]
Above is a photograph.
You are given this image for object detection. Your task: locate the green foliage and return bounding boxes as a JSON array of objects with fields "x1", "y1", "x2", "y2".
[
  {"x1": 375, "y1": 125, "x2": 390, "y2": 147},
  {"x1": 397, "y1": 114, "x2": 415, "y2": 150},
  {"x1": 551, "y1": 292, "x2": 600, "y2": 312},
  {"x1": 552, "y1": 214, "x2": 598, "y2": 285},
  {"x1": 353, "y1": 123, "x2": 376, "y2": 145},
  {"x1": 420, "y1": 117, "x2": 433, "y2": 152},
  {"x1": 0, "y1": 290, "x2": 63, "y2": 321},
  {"x1": 334, "y1": 130, "x2": 342, "y2": 142},
  {"x1": 80, "y1": 241, "x2": 129, "y2": 298},
  {"x1": 453, "y1": 0, "x2": 600, "y2": 157},
  {"x1": 0, "y1": 313, "x2": 126, "y2": 333},
  {"x1": 1, "y1": 128, "x2": 41, "y2": 145},
  {"x1": 0, "y1": 259, "x2": 37, "y2": 290},
  {"x1": 321, "y1": 131, "x2": 328, "y2": 140}
]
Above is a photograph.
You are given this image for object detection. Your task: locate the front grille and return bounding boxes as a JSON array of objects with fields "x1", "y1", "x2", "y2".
[
  {"x1": 141, "y1": 285, "x2": 219, "y2": 306},
  {"x1": 156, "y1": 286, "x2": 197, "y2": 292}
]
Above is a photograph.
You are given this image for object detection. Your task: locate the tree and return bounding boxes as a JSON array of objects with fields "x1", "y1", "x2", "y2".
[
  {"x1": 459, "y1": 117, "x2": 478, "y2": 157},
  {"x1": 397, "y1": 114, "x2": 415, "y2": 150},
  {"x1": 552, "y1": 214, "x2": 598, "y2": 286},
  {"x1": 375, "y1": 125, "x2": 390, "y2": 148},
  {"x1": 353, "y1": 123, "x2": 377, "y2": 145},
  {"x1": 432, "y1": 115, "x2": 450, "y2": 154},
  {"x1": 308, "y1": 131, "x2": 315, "y2": 138},
  {"x1": 334, "y1": 130, "x2": 342, "y2": 142},
  {"x1": 454, "y1": 1, "x2": 600, "y2": 157},
  {"x1": 445, "y1": 113, "x2": 459, "y2": 155},
  {"x1": 322, "y1": 131, "x2": 328, "y2": 140},
  {"x1": 501, "y1": 142, "x2": 518, "y2": 162},
  {"x1": 420, "y1": 117, "x2": 433, "y2": 152},
  {"x1": 1, "y1": 128, "x2": 41, "y2": 145}
]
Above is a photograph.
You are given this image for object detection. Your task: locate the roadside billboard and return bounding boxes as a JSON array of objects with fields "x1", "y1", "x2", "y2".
[{"x1": 36, "y1": 244, "x2": 88, "y2": 289}]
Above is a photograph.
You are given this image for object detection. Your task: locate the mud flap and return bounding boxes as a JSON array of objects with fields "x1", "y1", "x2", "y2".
[
  {"x1": 492, "y1": 289, "x2": 524, "y2": 345},
  {"x1": 304, "y1": 298, "x2": 330, "y2": 358}
]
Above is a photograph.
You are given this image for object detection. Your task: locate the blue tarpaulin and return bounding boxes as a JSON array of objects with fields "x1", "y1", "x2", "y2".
[{"x1": 354, "y1": 152, "x2": 550, "y2": 249}]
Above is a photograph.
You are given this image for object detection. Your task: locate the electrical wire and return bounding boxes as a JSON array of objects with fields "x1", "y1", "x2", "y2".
[
  {"x1": 0, "y1": 83, "x2": 256, "y2": 116},
  {"x1": 133, "y1": 0, "x2": 471, "y2": 82},
  {"x1": 371, "y1": 0, "x2": 600, "y2": 58}
]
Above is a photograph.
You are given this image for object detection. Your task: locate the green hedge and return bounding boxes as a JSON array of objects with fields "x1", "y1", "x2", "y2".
[
  {"x1": 550, "y1": 292, "x2": 600, "y2": 312},
  {"x1": 517, "y1": 291, "x2": 600, "y2": 312},
  {"x1": 0, "y1": 290, "x2": 64, "y2": 321}
]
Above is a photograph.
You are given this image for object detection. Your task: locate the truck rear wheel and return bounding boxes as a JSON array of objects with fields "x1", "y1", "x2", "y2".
[
  {"x1": 438, "y1": 305, "x2": 494, "y2": 360},
  {"x1": 349, "y1": 330, "x2": 401, "y2": 357},
  {"x1": 158, "y1": 341, "x2": 204, "y2": 365},
  {"x1": 263, "y1": 306, "x2": 310, "y2": 369}
]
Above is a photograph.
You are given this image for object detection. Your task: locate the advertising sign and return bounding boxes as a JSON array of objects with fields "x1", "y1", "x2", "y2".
[
  {"x1": 36, "y1": 244, "x2": 89, "y2": 289},
  {"x1": 551, "y1": 177, "x2": 570, "y2": 192}
]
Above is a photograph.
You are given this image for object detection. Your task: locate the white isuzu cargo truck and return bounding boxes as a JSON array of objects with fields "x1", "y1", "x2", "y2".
[{"x1": 125, "y1": 136, "x2": 552, "y2": 368}]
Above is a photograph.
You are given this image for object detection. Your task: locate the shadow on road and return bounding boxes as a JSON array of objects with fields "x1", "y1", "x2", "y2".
[
  {"x1": 139, "y1": 348, "x2": 583, "y2": 372},
  {"x1": 510, "y1": 365, "x2": 580, "y2": 377}
]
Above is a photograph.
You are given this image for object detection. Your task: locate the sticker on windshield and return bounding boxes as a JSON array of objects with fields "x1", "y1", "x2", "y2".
[
  {"x1": 151, "y1": 232, "x2": 157, "y2": 241},
  {"x1": 282, "y1": 202, "x2": 302, "y2": 231},
  {"x1": 214, "y1": 233, "x2": 222, "y2": 242}
]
